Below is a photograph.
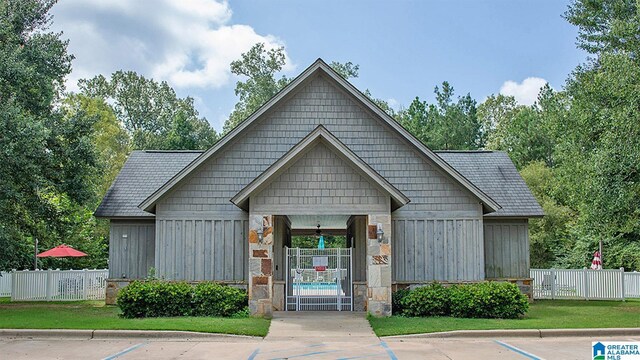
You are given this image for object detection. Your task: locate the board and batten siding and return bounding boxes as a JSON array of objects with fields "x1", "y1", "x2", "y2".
[
  {"x1": 156, "y1": 74, "x2": 481, "y2": 216},
  {"x1": 252, "y1": 142, "x2": 389, "y2": 214},
  {"x1": 155, "y1": 217, "x2": 248, "y2": 281},
  {"x1": 109, "y1": 220, "x2": 155, "y2": 279},
  {"x1": 484, "y1": 219, "x2": 530, "y2": 279},
  {"x1": 392, "y1": 213, "x2": 484, "y2": 282}
]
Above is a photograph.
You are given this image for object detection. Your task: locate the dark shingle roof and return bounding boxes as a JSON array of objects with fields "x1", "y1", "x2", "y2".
[
  {"x1": 435, "y1": 150, "x2": 544, "y2": 217},
  {"x1": 95, "y1": 150, "x2": 543, "y2": 218},
  {"x1": 94, "y1": 151, "x2": 202, "y2": 218}
]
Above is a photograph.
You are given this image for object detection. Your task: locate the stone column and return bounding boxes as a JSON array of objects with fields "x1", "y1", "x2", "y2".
[
  {"x1": 248, "y1": 214, "x2": 273, "y2": 317},
  {"x1": 366, "y1": 214, "x2": 392, "y2": 317}
]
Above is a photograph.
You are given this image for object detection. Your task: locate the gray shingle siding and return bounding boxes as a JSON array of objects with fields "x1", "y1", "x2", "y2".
[
  {"x1": 252, "y1": 142, "x2": 389, "y2": 214},
  {"x1": 157, "y1": 74, "x2": 480, "y2": 215}
]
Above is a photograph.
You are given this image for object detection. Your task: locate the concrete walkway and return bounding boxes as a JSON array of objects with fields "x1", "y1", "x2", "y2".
[
  {"x1": 247, "y1": 311, "x2": 396, "y2": 359},
  {"x1": 265, "y1": 311, "x2": 378, "y2": 341}
]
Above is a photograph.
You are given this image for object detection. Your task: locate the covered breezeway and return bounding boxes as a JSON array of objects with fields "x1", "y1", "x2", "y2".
[{"x1": 268, "y1": 214, "x2": 369, "y2": 312}]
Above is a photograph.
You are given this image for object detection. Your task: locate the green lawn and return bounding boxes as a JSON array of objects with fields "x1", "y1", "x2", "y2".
[
  {"x1": 0, "y1": 299, "x2": 270, "y2": 337},
  {"x1": 369, "y1": 299, "x2": 640, "y2": 336}
]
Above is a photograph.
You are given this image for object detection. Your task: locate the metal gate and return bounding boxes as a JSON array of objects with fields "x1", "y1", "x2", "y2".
[{"x1": 285, "y1": 247, "x2": 352, "y2": 311}]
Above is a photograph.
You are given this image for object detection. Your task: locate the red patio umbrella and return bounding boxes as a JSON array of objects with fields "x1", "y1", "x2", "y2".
[{"x1": 37, "y1": 244, "x2": 87, "y2": 258}]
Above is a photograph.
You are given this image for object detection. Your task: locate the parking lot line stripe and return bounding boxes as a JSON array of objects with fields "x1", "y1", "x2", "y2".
[
  {"x1": 102, "y1": 342, "x2": 147, "y2": 360},
  {"x1": 494, "y1": 340, "x2": 542, "y2": 360},
  {"x1": 379, "y1": 341, "x2": 398, "y2": 360},
  {"x1": 247, "y1": 348, "x2": 260, "y2": 360}
]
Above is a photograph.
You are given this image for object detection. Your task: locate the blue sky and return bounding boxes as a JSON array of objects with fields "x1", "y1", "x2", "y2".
[{"x1": 51, "y1": 1, "x2": 586, "y2": 132}]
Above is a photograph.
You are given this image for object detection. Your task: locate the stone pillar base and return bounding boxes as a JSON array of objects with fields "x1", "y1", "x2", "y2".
[
  {"x1": 248, "y1": 214, "x2": 274, "y2": 317},
  {"x1": 105, "y1": 279, "x2": 133, "y2": 305},
  {"x1": 366, "y1": 214, "x2": 392, "y2": 317},
  {"x1": 353, "y1": 282, "x2": 368, "y2": 311}
]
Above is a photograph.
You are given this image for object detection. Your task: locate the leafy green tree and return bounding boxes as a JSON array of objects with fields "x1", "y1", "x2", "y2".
[
  {"x1": 478, "y1": 94, "x2": 522, "y2": 150},
  {"x1": 79, "y1": 71, "x2": 218, "y2": 150},
  {"x1": 554, "y1": 53, "x2": 640, "y2": 270},
  {"x1": 291, "y1": 235, "x2": 347, "y2": 249},
  {"x1": 61, "y1": 95, "x2": 130, "y2": 197},
  {"x1": 0, "y1": 0, "x2": 101, "y2": 270},
  {"x1": 397, "y1": 83, "x2": 482, "y2": 150},
  {"x1": 224, "y1": 43, "x2": 290, "y2": 133},
  {"x1": 564, "y1": 0, "x2": 640, "y2": 55},
  {"x1": 397, "y1": 96, "x2": 430, "y2": 141},
  {"x1": 520, "y1": 162, "x2": 577, "y2": 268},
  {"x1": 329, "y1": 61, "x2": 359, "y2": 79},
  {"x1": 479, "y1": 87, "x2": 559, "y2": 169}
]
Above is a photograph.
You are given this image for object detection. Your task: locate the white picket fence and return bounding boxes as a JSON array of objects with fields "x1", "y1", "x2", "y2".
[
  {"x1": 531, "y1": 268, "x2": 640, "y2": 300},
  {"x1": 10, "y1": 269, "x2": 108, "y2": 301},
  {"x1": 0, "y1": 271, "x2": 11, "y2": 297}
]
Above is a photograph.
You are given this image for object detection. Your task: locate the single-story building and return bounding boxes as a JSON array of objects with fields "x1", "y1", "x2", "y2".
[{"x1": 95, "y1": 59, "x2": 543, "y2": 317}]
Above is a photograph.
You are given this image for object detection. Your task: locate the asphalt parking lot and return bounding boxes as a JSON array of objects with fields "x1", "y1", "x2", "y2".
[{"x1": 1, "y1": 335, "x2": 638, "y2": 359}]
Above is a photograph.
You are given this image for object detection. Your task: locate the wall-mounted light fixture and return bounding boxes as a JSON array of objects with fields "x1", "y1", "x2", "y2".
[
  {"x1": 257, "y1": 227, "x2": 264, "y2": 243},
  {"x1": 376, "y1": 223, "x2": 384, "y2": 243}
]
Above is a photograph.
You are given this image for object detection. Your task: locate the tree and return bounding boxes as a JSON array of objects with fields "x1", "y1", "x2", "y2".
[
  {"x1": 479, "y1": 87, "x2": 559, "y2": 169},
  {"x1": 0, "y1": 0, "x2": 100, "y2": 270},
  {"x1": 554, "y1": 53, "x2": 640, "y2": 270},
  {"x1": 397, "y1": 82, "x2": 482, "y2": 150},
  {"x1": 224, "y1": 43, "x2": 290, "y2": 133},
  {"x1": 478, "y1": 94, "x2": 522, "y2": 150},
  {"x1": 520, "y1": 162, "x2": 576, "y2": 268},
  {"x1": 398, "y1": 96, "x2": 430, "y2": 141},
  {"x1": 291, "y1": 235, "x2": 346, "y2": 248},
  {"x1": 79, "y1": 71, "x2": 218, "y2": 150},
  {"x1": 329, "y1": 61, "x2": 359, "y2": 79},
  {"x1": 61, "y1": 95, "x2": 129, "y2": 198},
  {"x1": 564, "y1": 0, "x2": 640, "y2": 56}
]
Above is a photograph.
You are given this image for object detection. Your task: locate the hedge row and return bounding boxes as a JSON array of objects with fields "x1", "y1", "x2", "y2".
[
  {"x1": 117, "y1": 281, "x2": 247, "y2": 318},
  {"x1": 393, "y1": 282, "x2": 529, "y2": 319}
]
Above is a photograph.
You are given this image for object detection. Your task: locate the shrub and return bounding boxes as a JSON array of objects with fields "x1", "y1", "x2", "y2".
[
  {"x1": 117, "y1": 281, "x2": 249, "y2": 319},
  {"x1": 192, "y1": 283, "x2": 247, "y2": 317},
  {"x1": 392, "y1": 287, "x2": 411, "y2": 315},
  {"x1": 117, "y1": 280, "x2": 193, "y2": 318},
  {"x1": 400, "y1": 283, "x2": 451, "y2": 317},
  {"x1": 449, "y1": 282, "x2": 529, "y2": 319},
  {"x1": 396, "y1": 282, "x2": 529, "y2": 319}
]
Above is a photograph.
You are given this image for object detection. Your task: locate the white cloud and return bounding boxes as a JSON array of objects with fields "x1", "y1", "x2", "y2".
[
  {"x1": 499, "y1": 77, "x2": 549, "y2": 106},
  {"x1": 50, "y1": 0, "x2": 291, "y2": 91}
]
